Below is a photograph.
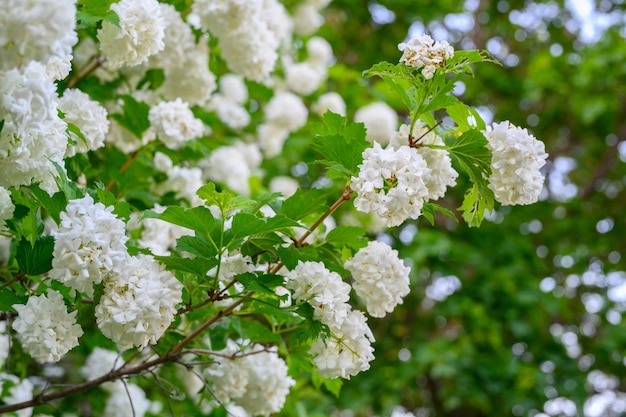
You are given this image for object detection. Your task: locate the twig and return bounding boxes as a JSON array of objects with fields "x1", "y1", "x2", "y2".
[
  {"x1": 269, "y1": 185, "x2": 352, "y2": 275},
  {"x1": 409, "y1": 121, "x2": 442, "y2": 147},
  {"x1": 0, "y1": 295, "x2": 248, "y2": 414},
  {"x1": 66, "y1": 55, "x2": 104, "y2": 89},
  {"x1": 105, "y1": 150, "x2": 140, "y2": 190},
  {"x1": 1, "y1": 270, "x2": 25, "y2": 290}
]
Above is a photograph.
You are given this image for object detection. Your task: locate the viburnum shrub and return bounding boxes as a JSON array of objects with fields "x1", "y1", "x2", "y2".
[{"x1": 0, "y1": 1, "x2": 548, "y2": 416}]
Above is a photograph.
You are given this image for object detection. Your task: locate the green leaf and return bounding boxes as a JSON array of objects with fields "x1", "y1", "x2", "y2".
[
  {"x1": 311, "y1": 112, "x2": 369, "y2": 178},
  {"x1": 421, "y1": 203, "x2": 459, "y2": 226},
  {"x1": 363, "y1": 61, "x2": 417, "y2": 82},
  {"x1": 110, "y1": 95, "x2": 150, "y2": 139},
  {"x1": 16, "y1": 236, "x2": 55, "y2": 276},
  {"x1": 176, "y1": 234, "x2": 218, "y2": 259},
  {"x1": 423, "y1": 94, "x2": 462, "y2": 114},
  {"x1": 92, "y1": 186, "x2": 130, "y2": 221},
  {"x1": 324, "y1": 226, "x2": 368, "y2": 250},
  {"x1": 207, "y1": 325, "x2": 228, "y2": 351},
  {"x1": 196, "y1": 182, "x2": 255, "y2": 215},
  {"x1": 51, "y1": 161, "x2": 83, "y2": 201},
  {"x1": 240, "y1": 233, "x2": 285, "y2": 258},
  {"x1": 65, "y1": 121, "x2": 89, "y2": 148},
  {"x1": 448, "y1": 129, "x2": 494, "y2": 227},
  {"x1": 0, "y1": 288, "x2": 24, "y2": 310},
  {"x1": 445, "y1": 49, "x2": 500, "y2": 75},
  {"x1": 448, "y1": 129, "x2": 492, "y2": 180},
  {"x1": 144, "y1": 205, "x2": 217, "y2": 235},
  {"x1": 280, "y1": 188, "x2": 328, "y2": 221},
  {"x1": 76, "y1": 0, "x2": 119, "y2": 30},
  {"x1": 230, "y1": 317, "x2": 282, "y2": 344},
  {"x1": 24, "y1": 185, "x2": 67, "y2": 225},
  {"x1": 153, "y1": 254, "x2": 218, "y2": 276},
  {"x1": 458, "y1": 182, "x2": 494, "y2": 227},
  {"x1": 235, "y1": 272, "x2": 285, "y2": 295},
  {"x1": 312, "y1": 372, "x2": 343, "y2": 397},
  {"x1": 137, "y1": 68, "x2": 165, "y2": 90},
  {"x1": 446, "y1": 102, "x2": 478, "y2": 132},
  {"x1": 294, "y1": 303, "x2": 328, "y2": 343},
  {"x1": 230, "y1": 212, "x2": 301, "y2": 240},
  {"x1": 94, "y1": 186, "x2": 116, "y2": 207},
  {"x1": 276, "y1": 245, "x2": 320, "y2": 270},
  {"x1": 4, "y1": 198, "x2": 42, "y2": 246}
]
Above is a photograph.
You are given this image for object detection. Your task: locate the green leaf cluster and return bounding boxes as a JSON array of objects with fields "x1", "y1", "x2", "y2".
[{"x1": 311, "y1": 112, "x2": 369, "y2": 179}]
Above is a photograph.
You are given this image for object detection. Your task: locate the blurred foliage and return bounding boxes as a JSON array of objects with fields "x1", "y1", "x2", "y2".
[{"x1": 283, "y1": 0, "x2": 626, "y2": 416}]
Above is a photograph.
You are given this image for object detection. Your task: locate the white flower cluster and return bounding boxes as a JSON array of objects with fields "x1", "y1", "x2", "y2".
[
  {"x1": 214, "y1": 250, "x2": 254, "y2": 282},
  {"x1": 59, "y1": 88, "x2": 110, "y2": 157},
  {"x1": 157, "y1": 37, "x2": 217, "y2": 106},
  {"x1": 0, "y1": 322, "x2": 10, "y2": 365},
  {"x1": 285, "y1": 261, "x2": 351, "y2": 326},
  {"x1": 312, "y1": 92, "x2": 347, "y2": 117},
  {"x1": 51, "y1": 195, "x2": 129, "y2": 297},
  {"x1": 200, "y1": 141, "x2": 262, "y2": 196},
  {"x1": 292, "y1": 0, "x2": 331, "y2": 36},
  {"x1": 285, "y1": 261, "x2": 375, "y2": 379},
  {"x1": 0, "y1": 0, "x2": 77, "y2": 80},
  {"x1": 309, "y1": 309, "x2": 375, "y2": 379},
  {"x1": 148, "y1": 4, "x2": 197, "y2": 73},
  {"x1": 207, "y1": 74, "x2": 251, "y2": 130},
  {"x1": 80, "y1": 348, "x2": 151, "y2": 416},
  {"x1": 390, "y1": 407, "x2": 417, "y2": 417},
  {"x1": 192, "y1": 0, "x2": 289, "y2": 81},
  {"x1": 0, "y1": 186, "x2": 15, "y2": 228},
  {"x1": 483, "y1": 121, "x2": 548, "y2": 205},
  {"x1": 50, "y1": 196, "x2": 183, "y2": 352},
  {"x1": 97, "y1": 0, "x2": 166, "y2": 69},
  {"x1": 104, "y1": 381, "x2": 151, "y2": 417},
  {"x1": 11, "y1": 289, "x2": 83, "y2": 363},
  {"x1": 344, "y1": 241, "x2": 411, "y2": 318},
  {"x1": 398, "y1": 33, "x2": 454, "y2": 79},
  {"x1": 0, "y1": 373, "x2": 33, "y2": 417},
  {"x1": 203, "y1": 340, "x2": 295, "y2": 416},
  {"x1": 258, "y1": 91, "x2": 309, "y2": 157},
  {"x1": 80, "y1": 347, "x2": 122, "y2": 381},
  {"x1": 95, "y1": 254, "x2": 183, "y2": 351},
  {"x1": 284, "y1": 37, "x2": 334, "y2": 96},
  {"x1": 148, "y1": 98, "x2": 204, "y2": 150},
  {"x1": 152, "y1": 152, "x2": 205, "y2": 206},
  {"x1": 351, "y1": 142, "x2": 431, "y2": 227},
  {"x1": 389, "y1": 123, "x2": 459, "y2": 200},
  {"x1": 354, "y1": 102, "x2": 398, "y2": 145},
  {"x1": 0, "y1": 61, "x2": 68, "y2": 193}
]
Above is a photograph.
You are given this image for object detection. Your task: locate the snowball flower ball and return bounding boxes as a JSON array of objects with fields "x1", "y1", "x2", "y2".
[
  {"x1": 483, "y1": 121, "x2": 548, "y2": 205},
  {"x1": 354, "y1": 102, "x2": 398, "y2": 145},
  {"x1": 97, "y1": 0, "x2": 166, "y2": 68},
  {"x1": 12, "y1": 289, "x2": 83, "y2": 363}
]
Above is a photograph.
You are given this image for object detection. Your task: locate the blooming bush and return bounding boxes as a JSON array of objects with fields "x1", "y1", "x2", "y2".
[{"x1": 0, "y1": 0, "x2": 548, "y2": 416}]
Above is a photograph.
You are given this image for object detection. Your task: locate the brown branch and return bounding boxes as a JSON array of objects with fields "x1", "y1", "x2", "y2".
[
  {"x1": 269, "y1": 185, "x2": 352, "y2": 275},
  {"x1": 0, "y1": 183, "x2": 356, "y2": 412},
  {"x1": 66, "y1": 55, "x2": 104, "y2": 89},
  {"x1": 1, "y1": 270, "x2": 25, "y2": 290},
  {"x1": 0, "y1": 294, "x2": 249, "y2": 414},
  {"x1": 0, "y1": 311, "x2": 17, "y2": 320},
  {"x1": 409, "y1": 121, "x2": 442, "y2": 147}
]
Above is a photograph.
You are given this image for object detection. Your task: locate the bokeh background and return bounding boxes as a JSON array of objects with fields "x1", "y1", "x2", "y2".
[{"x1": 285, "y1": 1, "x2": 626, "y2": 416}]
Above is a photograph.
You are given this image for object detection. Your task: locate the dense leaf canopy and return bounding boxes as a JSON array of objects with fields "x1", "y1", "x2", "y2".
[{"x1": 1, "y1": 1, "x2": 626, "y2": 417}]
